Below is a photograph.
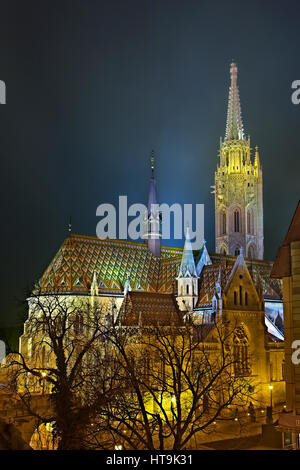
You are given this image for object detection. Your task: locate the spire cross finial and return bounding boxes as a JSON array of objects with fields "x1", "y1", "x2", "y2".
[
  {"x1": 151, "y1": 150, "x2": 155, "y2": 173},
  {"x1": 230, "y1": 62, "x2": 238, "y2": 86},
  {"x1": 68, "y1": 216, "x2": 72, "y2": 234}
]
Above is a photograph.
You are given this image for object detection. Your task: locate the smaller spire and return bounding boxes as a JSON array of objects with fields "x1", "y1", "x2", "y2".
[
  {"x1": 90, "y1": 271, "x2": 99, "y2": 296},
  {"x1": 178, "y1": 226, "x2": 197, "y2": 278},
  {"x1": 254, "y1": 146, "x2": 260, "y2": 167},
  {"x1": 147, "y1": 150, "x2": 158, "y2": 213},
  {"x1": 196, "y1": 239, "x2": 212, "y2": 276},
  {"x1": 151, "y1": 149, "x2": 155, "y2": 173},
  {"x1": 123, "y1": 275, "x2": 132, "y2": 296},
  {"x1": 216, "y1": 265, "x2": 222, "y2": 297}
]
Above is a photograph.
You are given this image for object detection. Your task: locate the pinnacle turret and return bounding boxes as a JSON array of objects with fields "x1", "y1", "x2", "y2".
[
  {"x1": 90, "y1": 271, "x2": 99, "y2": 296},
  {"x1": 178, "y1": 226, "x2": 197, "y2": 278}
]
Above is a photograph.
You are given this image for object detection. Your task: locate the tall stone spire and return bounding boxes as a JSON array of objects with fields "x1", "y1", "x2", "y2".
[
  {"x1": 144, "y1": 151, "x2": 161, "y2": 257},
  {"x1": 225, "y1": 62, "x2": 244, "y2": 141}
]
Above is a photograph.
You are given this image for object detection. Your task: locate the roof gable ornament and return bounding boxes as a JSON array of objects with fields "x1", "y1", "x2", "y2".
[
  {"x1": 90, "y1": 271, "x2": 99, "y2": 296},
  {"x1": 123, "y1": 275, "x2": 132, "y2": 296}
]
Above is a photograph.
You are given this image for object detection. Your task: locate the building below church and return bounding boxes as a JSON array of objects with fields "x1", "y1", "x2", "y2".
[{"x1": 272, "y1": 201, "x2": 300, "y2": 448}]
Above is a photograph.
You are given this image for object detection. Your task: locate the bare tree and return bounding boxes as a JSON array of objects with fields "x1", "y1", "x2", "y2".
[
  {"x1": 5, "y1": 290, "x2": 261, "y2": 450},
  {"x1": 96, "y1": 315, "x2": 257, "y2": 450},
  {"x1": 6, "y1": 291, "x2": 120, "y2": 450}
]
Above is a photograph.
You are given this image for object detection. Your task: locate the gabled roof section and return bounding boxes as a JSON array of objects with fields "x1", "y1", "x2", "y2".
[
  {"x1": 265, "y1": 315, "x2": 284, "y2": 342},
  {"x1": 271, "y1": 200, "x2": 300, "y2": 278},
  {"x1": 196, "y1": 261, "x2": 234, "y2": 307},
  {"x1": 223, "y1": 250, "x2": 261, "y2": 308},
  {"x1": 224, "y1": 250, "x2": 248, "y2": 294},
  {"x1": 120, "y1": 291, "x2": 184, "y2": 326}
]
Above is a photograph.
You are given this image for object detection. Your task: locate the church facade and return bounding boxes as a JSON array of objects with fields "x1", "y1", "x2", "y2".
[{"x1": 20, "y1": 63, "x2": 285, "y2": 411}]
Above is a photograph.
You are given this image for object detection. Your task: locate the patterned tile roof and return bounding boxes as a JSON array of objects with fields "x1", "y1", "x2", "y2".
[
  {"x1": 120, "y1": 291, "x2": 184, "y2": 326},
  {"x1": 36, "y1": 234, "x2": 282, "y2": 305},
  {"x1": 37, "y1": 234, "x2": 182, "y2": 295}
]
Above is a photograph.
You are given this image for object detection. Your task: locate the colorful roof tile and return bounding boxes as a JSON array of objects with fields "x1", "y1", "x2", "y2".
[
  {"x1": 36, "y1": 234, "x2": 282, "y2": 306},
  {"x1": 120, "y1": 291, "x2": 184, "y2": 326}
]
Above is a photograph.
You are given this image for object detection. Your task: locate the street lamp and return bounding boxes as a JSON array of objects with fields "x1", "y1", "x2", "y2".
[{"x1": 269, "y1": 385, "x2": 273, "y2": 408}]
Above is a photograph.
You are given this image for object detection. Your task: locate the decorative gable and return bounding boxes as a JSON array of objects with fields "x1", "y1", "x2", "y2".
[{"x1": 223, "y1": 253, "x2": 261, "y2": 311}]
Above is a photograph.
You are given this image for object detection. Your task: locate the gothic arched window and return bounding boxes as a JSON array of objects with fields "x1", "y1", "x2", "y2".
[
  {"x1": 234, "y1": 210, "x2": 240, "y2": 232},
  {"x1": 239, "y1": 285, "x2": 243, "y2": 305},
  {"x1": 222, "y1": 213, "x2": 226, "y2": 235},
  {"x1": 247, "y1": 209, "x2": 255, "y2": 235},
  {"x1": 247, "y1": 245, "x2": 254, "y2": 259},
  {"x1": 234, "y1": 246, "x2": 240, "y2": 256},
  {"x1": 233, "y1": 326, "x2": 250, "y2": 376},
  {"x1": 220, "y1": 245, "x2": 227, "y2": 255},
  {"x1": 247, "y1": 210, "x2": 251, "y2": 234}
]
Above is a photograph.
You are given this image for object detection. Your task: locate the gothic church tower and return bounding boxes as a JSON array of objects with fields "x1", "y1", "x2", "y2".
[{"x1": 214, "y1": 63, "x2": 264, "y2": 259}]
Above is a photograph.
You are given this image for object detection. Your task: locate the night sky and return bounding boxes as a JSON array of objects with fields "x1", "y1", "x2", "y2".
[{"x1": 0, "y1": 0, "x2": 300, "y2": 326}]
